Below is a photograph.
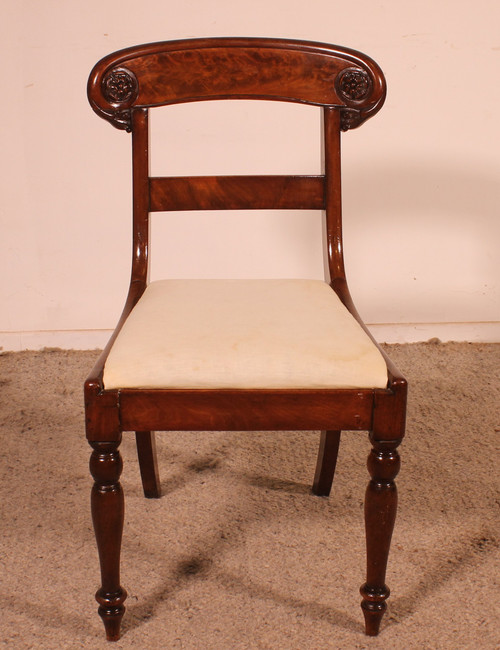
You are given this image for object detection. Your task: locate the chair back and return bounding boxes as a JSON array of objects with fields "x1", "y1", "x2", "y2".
[{"x1": 87, "y1": 38, "x2": 386, "y2": 289}]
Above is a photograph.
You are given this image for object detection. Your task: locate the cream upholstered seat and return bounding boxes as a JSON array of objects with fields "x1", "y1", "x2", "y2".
[{"x1": 103, "y1": 279, "x2": 388, "y2": 390}]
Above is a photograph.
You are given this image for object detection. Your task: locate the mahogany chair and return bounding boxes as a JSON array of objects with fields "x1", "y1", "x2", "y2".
[{"x1": 85, "y1": 37, "x2": 407, "y2": 641}]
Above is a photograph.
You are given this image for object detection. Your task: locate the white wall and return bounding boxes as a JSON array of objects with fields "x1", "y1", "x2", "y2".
[{"x1": 1, "y1": 0, "x2": 499, "y2": 350}]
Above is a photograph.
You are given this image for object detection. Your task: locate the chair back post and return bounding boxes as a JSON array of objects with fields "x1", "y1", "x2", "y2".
[
  {"x1": 130, "y1": 107, "x2": 150, "y2": 289},
  {"x1": 323, "y1": 106, "x2": 344, "y2": 286}
]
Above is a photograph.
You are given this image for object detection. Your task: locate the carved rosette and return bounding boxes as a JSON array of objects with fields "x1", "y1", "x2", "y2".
[
  {"x1": 102, "y1": 68, "x2": 138, "y2": 104},
  {"x1": 335, "y1": 67, "x2": 373, "y2": 131},
  {"x1": 100, "y1": 67, "x2": 138, "y2": 131},
  {"x1": 336, "y1": 68, "x2": 372, "y2": 102}
]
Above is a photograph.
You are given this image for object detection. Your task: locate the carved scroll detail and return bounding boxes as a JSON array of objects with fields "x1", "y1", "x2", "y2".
[
  {"x1": 335, "y1": 67, "x2": 374, "y2": 131},
  {"x1": 336, "y1": 68, "x2": 372, "y2": 102},
  {"x1": 99, "y1": 68, "x2": 138, "y2": 131},
  {"x1": 340, "y1": 108, "x2": 363, "y2": 132}
]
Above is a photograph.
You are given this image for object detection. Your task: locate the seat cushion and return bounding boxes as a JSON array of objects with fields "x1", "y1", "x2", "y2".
[{"x1": 103, "y1": 279, "x2": 388, "y2": 390}]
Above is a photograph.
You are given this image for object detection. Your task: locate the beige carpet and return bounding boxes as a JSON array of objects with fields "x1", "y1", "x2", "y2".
[{"x1": 0, "y1": 343, "x2": 499, "y2": 649}]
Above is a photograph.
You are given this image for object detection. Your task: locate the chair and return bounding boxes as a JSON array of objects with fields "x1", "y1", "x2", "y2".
[{"x1": 85, "y1": 37, "x2": 407, "y2": 641}]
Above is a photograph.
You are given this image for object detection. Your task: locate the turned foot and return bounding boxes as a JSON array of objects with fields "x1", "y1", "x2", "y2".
[
  {"x1": 96, "y1": 587, "x2": 127, "y2": 641},
  {"x1": 360, "y1": 583, "x2": 390, "y2": 635}
]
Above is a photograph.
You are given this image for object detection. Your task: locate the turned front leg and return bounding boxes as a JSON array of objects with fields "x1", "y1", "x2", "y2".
[
  {"x1": 360, "y1": 437, "x2": 401, "y2": 636},
  {"x1": 89, "y1": 439, "x2": 127, "y2": 641}
]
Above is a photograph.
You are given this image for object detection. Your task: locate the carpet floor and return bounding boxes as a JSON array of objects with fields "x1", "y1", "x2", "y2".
[{"x1": 0, "y1": 342, "x2": 499, "y2": 649}]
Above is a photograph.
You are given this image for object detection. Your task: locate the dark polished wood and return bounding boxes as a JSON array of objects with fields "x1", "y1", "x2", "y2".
[
  {"x1": 85, "y1": 37, "x2": 405, "y2": 641},
  {"x1": 312, "y1": 430, "x2": 341, "y2": 497},
  {"x1": 360, "y1": 437, "x2": 401, "y2": 635},
  {"x1": 89, "y1": 440, "x2": 127, "y2": 641},
  {"x1": 135, "y1": 431, "x2": 161, "y2": 498},
  {"x1": 88, "y1": 37, "x2": 386, "y2": 132},
  {"x1": 323, "y1": 107, "x2": 345, "y2": 285},
  {"x1": 131, "y1": 108, "x2": 150, "y2": 288},
  {"x1": 149, "y1": 175, "x2": 325, "y2": 212},
  {"x1": 119, "y1": 389, "x2": 373, "y2": 433}
]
